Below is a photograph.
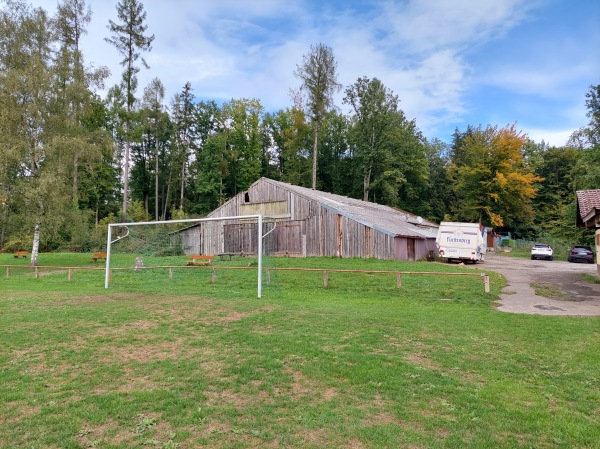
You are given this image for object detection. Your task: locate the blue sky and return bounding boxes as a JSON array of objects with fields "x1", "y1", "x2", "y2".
[{"x1": 29, "y1": 0, "x2": 600, "y2": 146}]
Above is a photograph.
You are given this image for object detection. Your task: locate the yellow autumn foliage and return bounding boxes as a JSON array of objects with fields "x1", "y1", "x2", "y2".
[{"x1": 450, "y1": 123, "x2": 542, "y2": 228}]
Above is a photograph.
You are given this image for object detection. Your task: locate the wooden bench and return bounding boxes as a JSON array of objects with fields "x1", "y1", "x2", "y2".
[
  {"x1": 273, "y1": 251, "x2": 303, "y2": 257},
  {"x1": 216, "y1": 253, "x2": 235, "y2": 261},
  {"x1": 91, "y1": 252, "x2": 107, "y2": 263},
  {"x1": 13, "y1": 251, "x2": 28, "y2": 259},
  {"x1": 187, "y1": 255, "x2": 214, "y2": 266}
]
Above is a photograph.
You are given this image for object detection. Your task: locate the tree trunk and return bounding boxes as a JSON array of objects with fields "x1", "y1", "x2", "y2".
[
  {"x1": 30, "y1": 222, "x2": 40, "y2": 267},
  {"x1": 312, "y1": 125, "x2": 318, "y2": 190},
  {"x1": 155, "y1": 143, "x2": 159, "y2": 220},
  {"x1": 363, "y1": 164, "x2": 371, "y2": 202},
  {"x1": 160, "y1": 184, "x2": 166, "y2": 220},
  {"x1": 123, "y1": 126, "x2": 130, "y2": 217},
  {"x1": 162, "y1": 163, "x2": 174, "y2": 220},
  {"x1": 179, "y1": 158, "x2": 185, "y2": 210},
  {"x1": 72, "y1": 152, "x2": 79, "y2": 207},
  {"x1": 0, "y1": 200, "x2": 7, "y2": 250}
]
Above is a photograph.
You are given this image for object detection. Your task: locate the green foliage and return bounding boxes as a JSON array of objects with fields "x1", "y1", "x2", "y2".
[
  {"x1": 3, "y1": 234, "x2": 31, "y2": 252},
  {"x1": 422, "y1": 138, "x2": 453, "y2": 223},
  {"x1": 1, "y1": 1, "x2": 597, "y2": 260},
  {"x1": 262, "y1": 108, "x2": 312, "y2": 187},
  {"x1": 126, "y1": 199, "x2": 151, "y2": 222}
]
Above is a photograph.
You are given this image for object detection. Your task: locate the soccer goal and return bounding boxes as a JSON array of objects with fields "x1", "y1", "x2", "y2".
[{"x1": 104, "y1": 215, "x2": 266, "y2": 297}]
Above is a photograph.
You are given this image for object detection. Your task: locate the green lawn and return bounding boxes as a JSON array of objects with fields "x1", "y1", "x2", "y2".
[{"x1": 1, "y1": 253, "x2": 598, "y2": 448}]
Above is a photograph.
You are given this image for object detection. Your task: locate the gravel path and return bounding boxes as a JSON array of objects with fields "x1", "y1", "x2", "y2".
[{"x1": 470, "y1": 252, "x2": 600, "y2": 316}]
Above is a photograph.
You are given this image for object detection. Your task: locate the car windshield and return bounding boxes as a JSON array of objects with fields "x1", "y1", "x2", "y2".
[{"x1": 534, "y1": 244, "x2": 550, "y2": 248}]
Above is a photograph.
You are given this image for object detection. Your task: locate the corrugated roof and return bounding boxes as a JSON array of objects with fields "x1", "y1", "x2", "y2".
[{"x1": 260, "y1": 178, "x2": 439, "y2": 239}]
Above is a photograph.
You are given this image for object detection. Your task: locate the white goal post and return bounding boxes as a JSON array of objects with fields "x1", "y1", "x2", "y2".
[{"x1": 104, "y1": 214, "x2": 264, "y2": 297}]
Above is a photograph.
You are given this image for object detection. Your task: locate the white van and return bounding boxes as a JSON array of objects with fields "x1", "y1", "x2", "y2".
[{"x1": 436, "y1": 222, "x2": 486, "y2": 263}]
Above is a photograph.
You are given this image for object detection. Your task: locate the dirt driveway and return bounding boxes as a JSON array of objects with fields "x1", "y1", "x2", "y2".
[{"x1": 471, "y1": 252, "x2": 600, "y2": 316}]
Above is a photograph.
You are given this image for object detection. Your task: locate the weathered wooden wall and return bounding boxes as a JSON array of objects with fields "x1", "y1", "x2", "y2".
[{"x1": 197, "y1": 178, "x2": 434, "y2": 260}]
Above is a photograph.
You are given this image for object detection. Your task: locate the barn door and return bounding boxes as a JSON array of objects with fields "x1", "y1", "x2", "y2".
[{"x1": 407, "y1": 238, "x2": 415, "y2": 261}]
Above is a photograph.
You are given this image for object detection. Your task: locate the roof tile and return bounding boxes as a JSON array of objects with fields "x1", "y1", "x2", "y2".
[{"x1": 576, "y1": 189, "x2": 600, "y2": 218}]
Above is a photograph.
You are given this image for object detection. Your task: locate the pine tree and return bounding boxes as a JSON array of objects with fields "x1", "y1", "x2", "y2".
[{"x1": 105, "y1": 0, "x2": 154, "y2": 217}]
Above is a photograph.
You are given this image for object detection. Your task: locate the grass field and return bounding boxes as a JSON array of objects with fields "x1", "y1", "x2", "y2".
[{"x1": 1, "y1": 253, "x2": 599, "y2": 448}]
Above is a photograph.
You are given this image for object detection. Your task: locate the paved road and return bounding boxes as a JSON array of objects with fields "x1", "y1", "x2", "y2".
[{"x1": 472, "y1": 252, "x2": 600, "y2": 316}]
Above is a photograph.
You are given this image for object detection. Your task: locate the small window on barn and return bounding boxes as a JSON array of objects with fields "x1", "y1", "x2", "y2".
[{"x1": 244, "y1": 192, "x2": 250, "y2": 203}]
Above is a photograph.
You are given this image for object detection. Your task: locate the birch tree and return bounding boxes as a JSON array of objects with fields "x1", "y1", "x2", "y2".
[
  {"x1": 0, "y1": 2, "x2": 60, "y2": 265},
  {"x1": 294, "y1": 43, "x2": 341, "y2": 190}
]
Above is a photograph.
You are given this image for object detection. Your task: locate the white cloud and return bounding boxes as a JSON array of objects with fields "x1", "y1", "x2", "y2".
[
  {"x1": 379, "y1": 0, "x2": 537, "y2": 54},
  {"x1": 23, "y1": 0, "x2": 597, "y2": 144},
  {"x1": 524, "y1": 128, "x2": 574, "y2": 147}
]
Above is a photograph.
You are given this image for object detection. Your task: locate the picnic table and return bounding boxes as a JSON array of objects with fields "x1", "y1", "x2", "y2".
[
  {"x1": 91, "y1": 252, "x2": 107, "y2": 263},
  {"x1": 187, "y1": 255, "x2": 214, "y2": 266},
  {"x1": 216, "y1": 253, "x2": 235, "y2": 261}
]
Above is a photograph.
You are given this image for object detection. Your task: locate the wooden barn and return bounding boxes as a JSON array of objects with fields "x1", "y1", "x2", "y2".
[{"x1": 178, "y1": 177, "x2": 439, "y2": 261}]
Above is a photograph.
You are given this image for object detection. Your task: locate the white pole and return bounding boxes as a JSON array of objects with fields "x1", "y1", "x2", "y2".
[
  {"x1": 108, "y1": 215, "x2": 262, "y2": 227},
  {"x1": 257, "y1": 214, "x2": 263, "y2": 298},
  {"x1": 104, "y1": 224, "x2": 112, "y2": 288}
]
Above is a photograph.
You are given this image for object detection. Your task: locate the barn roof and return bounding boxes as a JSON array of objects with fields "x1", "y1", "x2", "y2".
[
  {"x1": 259, "y1": 178, "x2": 438, "y2": 239},
  {"x1": 576, "y1": 189, "x2": 600, "y2": 228}
]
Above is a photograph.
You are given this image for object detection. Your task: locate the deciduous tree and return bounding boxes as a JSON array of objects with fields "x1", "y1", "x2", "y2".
[
  {"x1": 294, "y1": 43, "x2": 341, "y2": 190},
  {"x1": 344, "y1": 76, "x2": 399, "y2": 201},
  {"x1": 569, "y1": 84, "x2": 600, "y2": 189},
  {"x1": 449, "y1": 124, "x2": 542, "y2": 234}
]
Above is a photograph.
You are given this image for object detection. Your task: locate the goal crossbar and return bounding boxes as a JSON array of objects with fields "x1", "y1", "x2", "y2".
[{"x1": 105, "y1": 215, "x2": 264, "y2": 297}]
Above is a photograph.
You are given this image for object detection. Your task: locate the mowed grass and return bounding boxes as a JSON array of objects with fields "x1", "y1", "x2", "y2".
[{"x1": 1, "y1": 253, "x2": 599, "y2": 448}]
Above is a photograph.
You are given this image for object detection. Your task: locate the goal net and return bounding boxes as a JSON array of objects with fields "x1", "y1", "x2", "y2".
[{"x1": 104, "y1": 215, "x2": 268, "y2": 297}]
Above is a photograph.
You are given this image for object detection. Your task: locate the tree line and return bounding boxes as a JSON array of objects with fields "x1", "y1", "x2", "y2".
[{"x1": 0, "y1": 0, "x2": 598, "y2": 264}]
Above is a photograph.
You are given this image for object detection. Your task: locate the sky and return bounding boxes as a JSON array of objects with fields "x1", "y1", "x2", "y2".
[{"x1": 25, "y1": 0, "x2": 600, "y2": 147}]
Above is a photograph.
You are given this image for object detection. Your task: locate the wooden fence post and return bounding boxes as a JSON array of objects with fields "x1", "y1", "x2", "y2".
[
  {"x1": 396, "y1": 272, "x2": 402, "y2": 288},
  {"x1": 68, "y1": 268, "x2": 73, "y2": 282},
  {"x1": 169, "y1": 267, "x2": 173, "y2": 279},
  {"x1": 211, "y1": 267, "x2": 216, "y2": 283},
  {"x1": 35, "y1": 267, "x2": 39, "y2": 278},
  {"x1": 6, "y1": 266, "x2": 10, "y2": 279},
  {"x1": 266, "y1": 268, "x2": 271, "y2": 284},
  {"x1": 324, "y1": 270, "x2": 328, "y2": 288},
  {"x1": 484, "y1": 274, "x2": 490, "y2": 293}
]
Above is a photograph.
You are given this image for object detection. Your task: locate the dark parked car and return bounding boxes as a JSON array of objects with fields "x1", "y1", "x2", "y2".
[{"x1": 567, "y1": 246, "x2": 595, "y2": 263}]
